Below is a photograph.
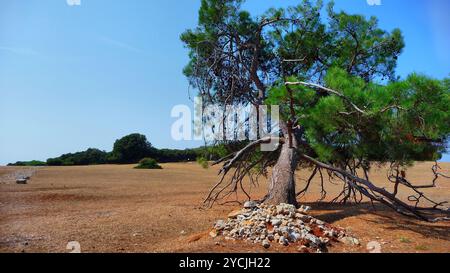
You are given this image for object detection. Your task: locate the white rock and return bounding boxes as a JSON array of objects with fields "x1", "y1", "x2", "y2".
[
  {"x1": 16, "y1": 179, "x2": 27, "y2": 184},
  {"x1": 315, "y1": 219, "x2": 325, "y2": 225},
  {"x1": 276, "y1": 205, "x2": 284, "y2": 215},
  {"x1": 279, "y1": 236, "x2": 289, "y2": 246},
  {"x1": 271, "y1": 219, "x2": 282, "y2": 226},
  {"x1": 305, "y1": 234, "x2": 321, "y2": 246},
  {"x1": 339, "y1": 236, "x2": 360, "y2": 246},
  {"x1": 214, "y1": 220, "x2": 226, "y2": 230},
  {"x1": 289, "y1": 232, "x2": 302, "y2": 242},
  {"x1": 274, "y1": 234, "x2": 281, "y2": 242},
  {"x1": 211, "y1": 203, "x2": 355, "y2": 252},
  {"x1": 244, "y1": 200, "x2": 258, "y2": 209}
]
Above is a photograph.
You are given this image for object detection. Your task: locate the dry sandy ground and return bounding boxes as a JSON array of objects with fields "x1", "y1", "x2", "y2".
[{"x1": 0, "y1": 162, "x2": 449, "y2": 253}]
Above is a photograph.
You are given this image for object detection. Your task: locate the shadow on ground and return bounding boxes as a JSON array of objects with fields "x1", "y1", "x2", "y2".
[{"x1": 301, "y1": 201, "x2": 450, "y2": 242}]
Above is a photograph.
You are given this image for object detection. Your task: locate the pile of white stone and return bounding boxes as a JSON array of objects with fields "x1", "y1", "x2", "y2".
[{"x1": 210, "y1": 201, "x2": 359, "y2": 252}]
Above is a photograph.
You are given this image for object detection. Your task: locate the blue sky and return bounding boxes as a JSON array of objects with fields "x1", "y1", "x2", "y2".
[{"x1": 0, "y1": 0, "x2": 449, "y2": 165}]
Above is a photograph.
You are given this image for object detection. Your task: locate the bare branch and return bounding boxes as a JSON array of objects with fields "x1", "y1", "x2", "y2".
[{"x1": 203, "y1": 137, "x2": 282, "y2": 207}]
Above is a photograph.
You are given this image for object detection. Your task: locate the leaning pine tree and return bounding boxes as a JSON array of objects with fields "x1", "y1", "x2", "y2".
[{"x1": 181, "y1": 0, "x2": 450, "y2": 222}]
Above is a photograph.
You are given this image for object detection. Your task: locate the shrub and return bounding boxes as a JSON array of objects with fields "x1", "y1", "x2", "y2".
[
  {"x1": 134, "y1": 158, "x2": 162, "y2": 169},
  {"x1": 415, "y1": 245, "x2": 429, "y2": 251},
  {"x1": 399, "y1": 237, "x2": 411, "y2": 243},
  {"x1": 196, "y1": 156, "x2": 209, "y2": 169}
]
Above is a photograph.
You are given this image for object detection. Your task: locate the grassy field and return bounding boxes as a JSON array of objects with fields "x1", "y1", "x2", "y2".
[{"x1": 0, "y1": 162, "x2": 449, "y2": 253}]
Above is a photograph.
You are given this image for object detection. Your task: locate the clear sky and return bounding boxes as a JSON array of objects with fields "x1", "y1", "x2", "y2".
[{"x1": 0, "y1": 0, "x2": 449, "y2": 165}]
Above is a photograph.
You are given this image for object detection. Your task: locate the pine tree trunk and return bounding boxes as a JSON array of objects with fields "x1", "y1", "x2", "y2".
[{"x1": 264, "y1": 134, "x2": 298, "y2": 206}]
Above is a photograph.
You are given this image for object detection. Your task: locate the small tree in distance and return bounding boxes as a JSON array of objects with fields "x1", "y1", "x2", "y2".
[
  {"x1": 181, "y1": 0, "x2": 450, "y2": 221},
  {"x1": 109, "y1": 133, "x2": 154, "y2": 164}
]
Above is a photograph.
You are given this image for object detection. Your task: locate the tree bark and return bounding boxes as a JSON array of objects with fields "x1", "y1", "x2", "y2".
[{"x1": 264, "y1": 131, "x2": 298, "y2": 206}]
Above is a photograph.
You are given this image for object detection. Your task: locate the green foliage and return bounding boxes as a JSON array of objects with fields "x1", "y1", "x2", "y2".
[
  {"x1": 324, "y1": 2, "x2": 404, "y2": 81},
  {"x1": 180, "y1": 0, "x2": 446, "y2": 167},
  {"x1": 206, "y1": 141, "x2": 248, "y2": 159},
  {"x1": 415, "y1": 245, "x2": 429, "y2": 251},
  {"x1": 14, "y1": 133, "x2": 241, "y2": 167},
  {"x1": 153, "y1": 148, "x2": 199, "y2": 163},
  {"x1": 267, "y1": 68, "x2": 450, "y2": 164},
  {"x1": 206, "y1": 144, "x2": 228, "y2": 159},
  {"x1": 399, "y1": 237, "x2": 411, "y2": 243},
  {"x1": 7, "y1": 160, "x2": 47, "y2": 166},
  {"x1": 153, "y1": 141, "x2": 247, "y2": 164},
  {"x1": 110, "y1": 133, "x2": 153, "y2": 164},
  {"x1": 41, "y1": 134, "x2": 229, "y2": 166},
  {"x1": 134, "y1": 158, "x2": 162, "y2": 169},
  {"x1": 180, "y1": 0, "x2": 449, "y2": 217},
  {"x1": 46, "y1": 158, "x2": 64, "y2": 166},
  {"x1": 46, "y1": 148, "x2": 108, "y2": 166},
  {"x1": 196, "y1": 156, "x2": 209, "y2": 169}
]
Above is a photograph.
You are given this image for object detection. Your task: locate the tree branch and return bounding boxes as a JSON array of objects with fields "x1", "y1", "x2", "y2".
[
  {"x1": 299, "y1": 153, "x2": 450, "y2": 222},
  {"x1": 285, "y1": 81, "x2": 366, "y2": 114}
]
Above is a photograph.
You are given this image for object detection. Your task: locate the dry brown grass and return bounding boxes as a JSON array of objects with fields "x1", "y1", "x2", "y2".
[{"x1": 0, "y1": 162, "x2": 449, "y2": 253}]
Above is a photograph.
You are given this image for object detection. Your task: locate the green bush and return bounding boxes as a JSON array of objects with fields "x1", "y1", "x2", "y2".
[
  {"x1": 7, "y1": 160, "x2": 47, "y2": 166},
  {"x1": 134, "y1": 158, "x2": 162, "y2": 169},
  {"x1": 196, "y1": 156, "x2": 209, "y2": 169}
]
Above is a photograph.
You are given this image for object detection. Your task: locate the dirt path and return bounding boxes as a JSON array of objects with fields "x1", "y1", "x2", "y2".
[{"x1": 0, "y1": 162, "x2": 449, "y2": 253}]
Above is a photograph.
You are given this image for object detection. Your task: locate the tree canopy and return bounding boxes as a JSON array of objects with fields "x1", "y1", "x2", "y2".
[
  {"x1": 266, "y1": 68, "x2": 450, "y2": 164},
  {"x1": 109, "y1": 133, "x2": 154, "y2": 164},
  {"x1": 181, "y1": 0, "x2": 405, "y2": 107}
]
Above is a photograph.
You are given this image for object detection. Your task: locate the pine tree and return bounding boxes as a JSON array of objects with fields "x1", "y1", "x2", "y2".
[{"x1": 181, "y1": 0, "x2": 450, "y2": 221}]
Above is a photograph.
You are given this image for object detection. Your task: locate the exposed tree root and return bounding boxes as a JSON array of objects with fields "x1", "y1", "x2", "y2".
[{"x1": 203, "y1": 140, "x2": 450, "y2": 222}]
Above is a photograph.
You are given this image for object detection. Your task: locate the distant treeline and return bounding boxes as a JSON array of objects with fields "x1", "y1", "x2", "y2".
[
  {"x1": 8, "y1": 133, "x2": 247, "y2": 166},
  {"x1": 7, "y1": 160, "x2": 47, "y2": 166}
]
